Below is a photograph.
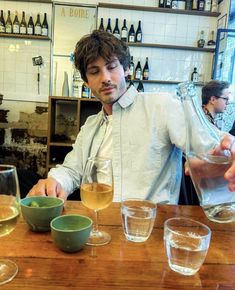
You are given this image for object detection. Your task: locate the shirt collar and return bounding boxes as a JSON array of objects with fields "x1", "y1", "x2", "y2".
[{"x1": 117, "y1": 85, "x2": 138, "y2": 109}]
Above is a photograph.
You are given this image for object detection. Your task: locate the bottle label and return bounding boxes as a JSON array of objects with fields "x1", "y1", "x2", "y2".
[
  {"x1": 121, "y1": 30, "x2": 127, "y2": 39},
  {"x1": 13, "y1": 25, "x2": 19, "y2": 34},
  {"x1": 143, "y1": 71, "x2": 149, "y2": 80},
  {"x1": 20, "y1": 26, "x2": 26, "y2": 34},
  {"x1": 0, "y1": 25, "x2": 5, "y2": 33},
  {"x1": 135, "y1": 69, "x2": 141, "y2": 80},
  {"x1": 136, "y1": 33, "x2": 142, "y2": 42},
  {"x1": 129, "y1": 35, "x2": 135, "y2": 42},
  {"x1": 42, "y1": 28, "x2": 48, "y2": 36},
  {"x1": 113, "y1": 33, "x2": 120, "y2": 39},
  {"x1": 27, "y1": 27, "x2": 33, "y2": 35},
  {"x1": 5, "y1": 25, "x2": 12, "y2": 33},
  {"x1": 35, "y1": 26, "x2": 42, "y2": 35}
]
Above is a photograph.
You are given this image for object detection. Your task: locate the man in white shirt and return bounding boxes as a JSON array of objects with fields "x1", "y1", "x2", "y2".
[{"x1": 28, "y1": 30, "x2": 235, "y2": 203}]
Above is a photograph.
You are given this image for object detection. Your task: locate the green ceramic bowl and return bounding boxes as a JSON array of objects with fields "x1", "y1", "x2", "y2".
[
  {"x1": 50, "y1": 214, "x2": 93, "y2": 253},
  {"x1": 20, "y1": 196, "x2": 64, "y2": 232}
]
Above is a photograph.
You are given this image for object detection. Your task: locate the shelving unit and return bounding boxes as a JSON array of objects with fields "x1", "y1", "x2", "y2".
[
  {"x1": 46, "y1": 96, "x2": 102, "y2": 173},
  {"x1": 0, "y1": 33, "x2": 50, "y2": 41},
  {"x1": 131, "y1": 79, "x2": 205, "y2": 85}
]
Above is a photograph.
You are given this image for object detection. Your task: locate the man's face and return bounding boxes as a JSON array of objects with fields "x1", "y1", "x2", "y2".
[
  {"x1": 214, "y1": 88, "x2": 230, "y2": 113},
  {"x1": 86, "y1": 56, "x2": 128, "y2": 108}
]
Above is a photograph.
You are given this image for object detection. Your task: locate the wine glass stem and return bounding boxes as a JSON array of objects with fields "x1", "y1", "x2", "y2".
[{"x1": 92, "y1": 210, "x2": 99, "y2": 233}]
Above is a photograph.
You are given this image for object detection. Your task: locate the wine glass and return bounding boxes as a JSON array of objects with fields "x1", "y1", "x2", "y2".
[
  {"x1": 80, "y1": 157, "x2": 113, "y2": 246},
  {"x1": 0, "y1": 165, "x2": 21, "y2": 285}
]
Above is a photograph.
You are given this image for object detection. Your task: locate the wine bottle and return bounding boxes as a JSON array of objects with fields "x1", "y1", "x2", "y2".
[
  {"x1": 34, "y1": 13, "x2": 42, "y2": 35},
  {"x1": 197, "y1": 30, "x2": 205, "y2": 48},
  {"x1": 42, "y1": 13, "x2": 48, "y2": 36},
  {"x1": 135, "y1": 20, "x2": 142, "y2": 43},
  {"x1": 159, "y1": 0, "x2": 165, "y2": 8},
  {"x1": 20, "y1": 11, "x2": 27, "y2": 34},
  {"x1": 211, "y1": 0, "x2": 218, "y2": 12},
  {"x1": 13, "y1": 11, "x2": 20, "y2": 34},
  {"x1": 171, "y1": 0, "x2": 178, "y2": 9},
  {"x1": 128, "y1": 56, "x2": 135, "y2": 80},
  {"x1": 137, "y1": 81, "x2": 144, "y2": 92},
  {"x1": 106, "y1": 18, "x2": 112, "y2": 33},
  {"x1": 27, "y1": 15, "x2": 34, "y2": 35},
  {"x1": 185, "y1": 0, "x2": 192, "y2": 10},
  {"x1": 165, "y1": 0, "x2": 172, "y2": 8},
  {"x1": 135, "y1": 61, "x2": 142, "y2": 80},
  {"x1": 128, "y1": 24, "x2": 135, "y2": 43},
  {"x1": 198, "y1": 0, "x2": 205, "y2": 11},
  {"x1": 98, "y1": 18, "x2": 104, "y2": 31},
  {"x1": 82, "y1": 83, "x2": 90, "y2": 98},
  {"x1": 113, "y1": 18, "x2": 120, "y2": 39},
  {"x1": 121, "y1": 19, "x2": 128, "y2": 42},
  {"x1": 191, "y1": 67, "x2": 199, "y2": 82},
  {"x1": 192, "y1": 0, "x2": 198, "y2": 10},
  {"x1": 143, "y1": 57, "x2": 149, "y2": 80},
  {"x1": 204, "y1": 0, "x2": 212, "y2": 11},
  {"x1": 5, "y1": 10, "x2": 12, "y2": 34},
  {"x1": 0, "y1": 10, "x2": 5, "y2": 33},
  {"x1": 207, "y1": 30, "x2": 216, "y2": 46}
]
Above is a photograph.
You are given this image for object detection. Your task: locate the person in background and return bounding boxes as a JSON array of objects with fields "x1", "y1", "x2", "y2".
[
  {"x1": 201, "y1": 80, "x2": 230, "y2": 127},
  {"x1": 28, "y1": 30, "x2": 235, "y2": 203}
]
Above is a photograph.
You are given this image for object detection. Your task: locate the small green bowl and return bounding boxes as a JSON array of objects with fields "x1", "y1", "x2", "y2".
[
  {"x1": 20, "y1": 196, "x2": 64, "y2": 232},
  {"x1": 50, "y1": 214, "x2": 93, "y2": 253}
]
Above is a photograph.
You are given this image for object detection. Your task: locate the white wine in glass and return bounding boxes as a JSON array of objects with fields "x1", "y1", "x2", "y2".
[
  {"x1": 80, "y1": 157, "x2": 113, "y2": 246},
  {"x1": 0, "y1": 165, "x2": 21, "y2": 285}
]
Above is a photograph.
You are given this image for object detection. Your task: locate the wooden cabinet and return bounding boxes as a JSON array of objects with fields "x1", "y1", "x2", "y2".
[{"x1": 46, "y1": 96, "x2": 102, "y2": 173}]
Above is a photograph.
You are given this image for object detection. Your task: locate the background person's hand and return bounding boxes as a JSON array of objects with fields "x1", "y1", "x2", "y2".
[{"x1": 27, "y1": 177, "x2": 69, "y2": 201}]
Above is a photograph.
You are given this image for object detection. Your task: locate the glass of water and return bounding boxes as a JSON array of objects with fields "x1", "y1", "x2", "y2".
[
  {"x1": 164, "y1": 217, "x2": 211, "y2": 276},
  {"x1": 121, "y1": 198, "x2": 156, "y2": 242}
]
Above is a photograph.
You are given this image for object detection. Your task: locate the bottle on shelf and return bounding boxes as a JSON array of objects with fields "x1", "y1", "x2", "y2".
[
  {"x1": 128, "y1": 24, "x2": 135, "y2": 43},
  {"x1": 128, "y1": 56, "x2": 135, "y2": 80},
  {"x1": 197, "y1": 30, "x2": 205, "y2": 48},
  {"x1": 106, "y1": 18, "x2": 112, "y2": 33},
  {"x1": 178, "y1": 0, "x2": 186, "y2": 10},
  {"x1": 113, "y1": 18, "x2": 120, "y2": 39},
  {"x1": 0, "y1": 10, "x2": 5, "y2": 33},
  {"x1": 165, "y1": 0, "x2": 172, "y2": 8},
  {"x1": 198, "y1": 0, "x2": 205, "y2": 11},
  {"x1": 159, "y1": 0, "x2": 165, "y2": 8},
  {"x1": 82, "y1": 83, "x2": 90, "y2": 98},
  {"x1": 204, "y1": 0, "x2": 212, "y2": 11},
  {"x1": 34, "y1": 13, "x2": 42, "y2": 36},
  {"x1": 207, "y1": 30, "x2": 216, "y2": 46},
  {"x1": 135, "y1": 20, "x2": 142, "y2": 43},
  {"x1": 135, "y1": 60, "x2": 142, "y2": 80},
  {"x1": 191, "y1": 67, "x2": 199, "y2": 82},
  {"x1": 143, "y1": 57, "x2": 149, "y2": 80},
  {"x1": 121, "y1": 19, "x2": 128, "y2": 42},
  {"x1": 98, "y1": 18, "x2": 104, "y2": 31},
  {"x1": 185, "y1": 0, "x2": 192, "y2": 10},
  {"x1": 137, "y1": 80, "x2": 144, "y2": 92},
  {"x1": 13, "y1": 11, "x2": 20, "y2": 34},
  {"x1": 20, "y1": 11, "x2": 27, "y2": 34},
  {"x1": 171, "y1": 1, "x2": 178, "y2": 9},
  {"x1": 192, "y1": 0, "x2": 198, "y2": 10},
  {"x1": 72, "y1": 69, "x2": 83, "y2": 98},
  {"x1": 5, "y1": 10, "x2": 12, "y2": 34},
  {"x1": 42, "y1": 13, "x2": 48, "y2": 37},
  {"x1": 211, "y1": 0, "x2": 218, "y2": 12},
  {"x1": 27, "y1": 15, "x2": 34, "y2": 35}
]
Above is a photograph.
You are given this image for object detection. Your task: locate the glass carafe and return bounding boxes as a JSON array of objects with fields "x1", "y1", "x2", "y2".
[{"x1": 177, "y1": 81, "x2": 235, "y2": 223}]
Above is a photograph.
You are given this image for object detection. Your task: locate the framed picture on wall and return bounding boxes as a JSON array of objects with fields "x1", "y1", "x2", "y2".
[{"x1": 217, "y1": 14, "x2": 227, "y2": 40}]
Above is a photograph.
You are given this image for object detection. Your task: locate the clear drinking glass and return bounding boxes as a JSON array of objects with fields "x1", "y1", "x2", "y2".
[
  {"x1": 0, "y1": 165, "x2": 21, "y2": 285},
  {"x1": 80, "y1": 157, "x2": 113, "y2": 246}
]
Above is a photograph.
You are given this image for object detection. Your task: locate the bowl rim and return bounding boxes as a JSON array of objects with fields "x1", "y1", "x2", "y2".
[
  {"x1": 20, "y1": 196, "x2": 64, "y2": 208},
  {"x1": 50, "y1": 214, "x2": 93, "y2": 232}
]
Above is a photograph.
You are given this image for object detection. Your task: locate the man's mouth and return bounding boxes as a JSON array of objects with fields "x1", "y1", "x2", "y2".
[{"x1": 100, "y1": 86, "x2": 115, "y2": 93}]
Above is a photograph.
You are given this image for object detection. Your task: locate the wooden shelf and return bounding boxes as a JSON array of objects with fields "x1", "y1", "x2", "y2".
[
  {"x1": 49, "y1": 142, "x2": 73, "y2": 147},
  {"x1": 98, "y1": 3, "x2": 220, "y2": 17},
  {"x1": 131, "y1": 79, "x2": 205, "y2": 86},
  {"x1": 128, "y1": 42, "x2": 215, "y2": 52},
  {"x1": 0, "y1": 33, "x2": 50, "y2": 41},
  {"x1": 4, "y1": 0, "x2": 52, "y2": 3}
]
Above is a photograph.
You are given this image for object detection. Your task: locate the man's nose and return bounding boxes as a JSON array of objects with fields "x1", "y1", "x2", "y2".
[{"x1": 100, "y1": 69, "x2": 111, "y2": 83}]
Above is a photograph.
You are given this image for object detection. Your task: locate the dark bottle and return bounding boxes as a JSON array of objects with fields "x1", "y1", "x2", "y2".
[
  {"x1": 165, "y1": 0, "x2": 172, "y2": 8},
  {"x1": 13, "y1": 11, "x2": 20, "y2": 34},
  {"x1": 106, "y1": 18, "x2": 112, "y2": 33},
  {"x1": 42, "y1": 13, "x2": 48, "y2": 36},
  {"x1": 159, "y1": 0, "x2": 165, "y2": 8},
  {"x1": 128, "y1": 56, "x2": 135, "y2": 80},
  {"x1": 135, "y1": 20, "x2": 142, "y2": 43},
  {"x1": 192, "y1": 0, "x2": 198, "y2": 10},
  {"x1": 98, "y1": 18, "x2": 104, "y2": 31},
  {"x1": 82, "y1": 83, "x2": 90, "y2": 98},
  {"x1": 113, "y1": 18, "x2": 120, "y2": 39},
  {"x1": 27, "y1": 15, "x2": 34, "y2": 35},
  {"x1": 207, "y1": 30, "x2": 216, "y2": 46},
  {"x1": 198, "y1": 0, "x2": 205, "y2": 11},
  {"x1": 35, "y1": 13, "x2": 42, "y2": 35},
  {"x1": 191, "y1": 67, "x2": 199, "y2": 82},
  {"x1": 129, "y1": 80, "x2": 135, "y2": 87},
  {"x1": 0, "y1": 10, "x2": 5, "y2": 33},
  {"x1": 137, "y1": 81, "x2": 144, "y2": 92},
  {"x1": 185, "y1": 0, "x2": 192, "y2": 10},
  {"x1": 128, "y1": 24, "x2": 135, "y2": 43},
  {"x1": 121, "y1": 19, "x2": 128, "y2": 41},
  {"x1": 20, "y1": 11, "x2": 27, "y2": 34},
  {"x1": 143, "y1": 57, "x2": 149, "y2": 80},
  {"x1": 5, "y1": 10, "x2": 12, "y2": 34},
  {"x1": 135, "y1": 60, "x2": 142, "y2": 80},
  {"x1": 197, "y1": 30, "x2": 205, "y2": 48}
]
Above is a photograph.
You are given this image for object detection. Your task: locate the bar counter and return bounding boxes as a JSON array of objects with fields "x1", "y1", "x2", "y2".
[{"x1": 1, "y1": 202, "x2": 235, "y2": 290}]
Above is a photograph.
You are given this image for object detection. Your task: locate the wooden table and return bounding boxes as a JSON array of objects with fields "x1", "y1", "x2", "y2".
[{"x1": 1, "y1": 202, "x2": 235, "y2": 290}]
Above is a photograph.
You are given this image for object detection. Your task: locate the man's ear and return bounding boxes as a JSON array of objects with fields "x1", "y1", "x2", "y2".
[
  {"x1": 210, "y1": 96, "x2": 217, "y2": 104},
  {"x1": 124, "y1": 67, "x2": 130, "y2": 77}
]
